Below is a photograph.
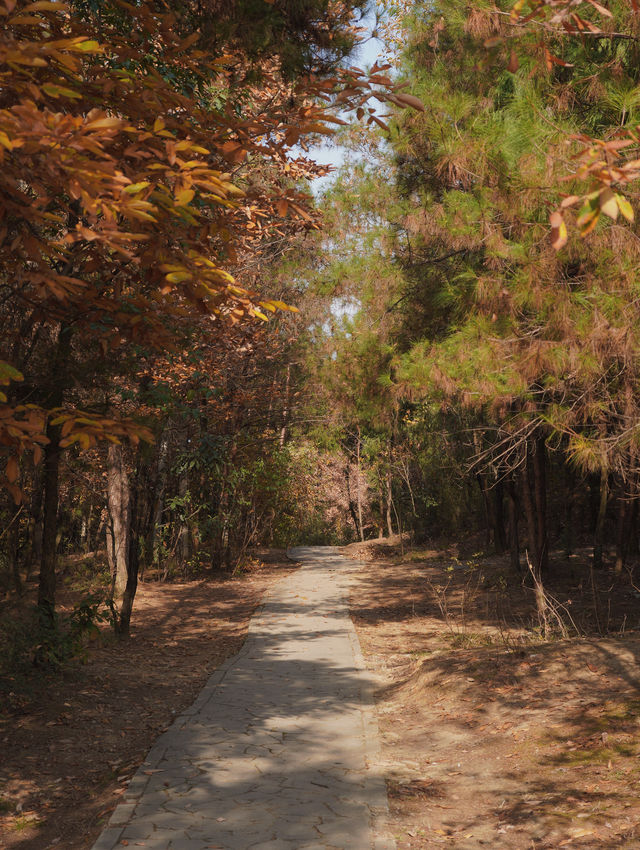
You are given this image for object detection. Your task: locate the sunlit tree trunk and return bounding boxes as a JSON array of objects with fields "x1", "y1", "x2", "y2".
[
  {"x1": 106, "y1": 443, "x2": 130, "y2": 599},
  {"x1": 279, "y1": 363, "x2": 291, "y2": 448},
  {"x1": 355, "y1": 426, "x2": 364, "y2": 542},
  {"x1": 385, "y1": 468, "x2": 394, "y2": 538}
]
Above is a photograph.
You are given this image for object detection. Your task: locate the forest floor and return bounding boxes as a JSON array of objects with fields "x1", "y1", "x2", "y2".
[
  {"x1": 0, "y1": 550, "x2": 296, "y2": 850},
  {"x1": 345, "y1": 537, "x2": 640, "y2": 850},
  {"x1": 4, "y1": 542, "x2": 640, "y2": 850}
]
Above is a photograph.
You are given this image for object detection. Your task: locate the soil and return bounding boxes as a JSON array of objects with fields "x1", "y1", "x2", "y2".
[
  {"x1": 0, "y1": 550, "x2": 296, "y2": 850},
  {"x1": 345, "y1": 538, "x2": 640, "y2": 849}
]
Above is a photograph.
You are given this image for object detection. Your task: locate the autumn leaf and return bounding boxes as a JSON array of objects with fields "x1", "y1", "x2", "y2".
[
  {"x1": 616, "y1": 193, "x2": 634, "y2": 221},
  {"x1": 598, "y1": 187, "x2": 618, "y2": 220},
  {"x1": 395, "y1": 93, "x2": 426, "y2": 111},
  {"x1": 5, "y1": 456, "x2": 19, "y2": 483},
  {"x1": 550, "y1": 211, "x2": 568, "y2": 250}
]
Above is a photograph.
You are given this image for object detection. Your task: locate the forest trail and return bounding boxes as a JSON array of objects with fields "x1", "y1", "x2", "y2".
[{"x1": 91, "y1": 547, "x2": 394, "y2": 850}]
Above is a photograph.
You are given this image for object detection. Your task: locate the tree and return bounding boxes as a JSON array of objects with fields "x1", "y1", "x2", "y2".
[{"x1": 0, "y1": 0, "x2": 421, "y2": 634}]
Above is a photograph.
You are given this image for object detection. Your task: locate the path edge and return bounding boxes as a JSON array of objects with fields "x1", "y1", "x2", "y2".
[{"x1": 343, "y1": 557, "x2": 397, "y2": 850}]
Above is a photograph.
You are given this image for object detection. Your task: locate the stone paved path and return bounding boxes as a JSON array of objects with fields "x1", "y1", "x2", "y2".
[{"x1": 92, "y1": 546, "x2": 394, "y2": 850}]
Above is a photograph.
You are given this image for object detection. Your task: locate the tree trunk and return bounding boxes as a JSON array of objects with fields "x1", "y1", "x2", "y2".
[
  {"x1": 84, "y1": 502, "x2": 94, "y2": 554},
  {"x1": 279, "y1": 363, "x2": 291, "y2": 448},
  {"x1": 593, "y1": 470, "x2": 608, "y2": 570},
  {"x1": 476, "y1": 473, "x2": 492, "y2": 548},
  {"x1": 533, "y1": 433, "x2": 548, "y2": 573},
  {"x1": 562, "y1": 462, "x2": 575, "y2": 558},
  {"x1": 23, "y1": 463, "x2": 43, "y2": 580},
  {"x1": 4, "y1": 500, "x2": 23, "y2": 595},
  {"x1": 628, "y1": 497, "x2": 639, "y2": 558},
  {"x1": 38, "y1": 422, "x2": 61, "y2": 619},
  {"x1": 614, "y1": 489, "x2": 628, "y2": 575},
  {"x1": 385, "y1": 468, "x2": 394, "y2": 537},
  {"x1": 345, "y1": 465, "x2": 362, "y2": 541},
  {"x1": 355, "y1": 426, "x2": 364, "y2": 542},
  {"x1": 493, "y1": 478, "x2": 507, "y2": 553},
  {"x1": 117, "y1": 459, "x2": 141, "y2": 637},
  {"x1": 37, "y1": 324, "x2": 72, "y2": 621},
  {"x1": 506, "y1": 474, "x2": 520, "y2": 572},
  {"x1": 176, "y1": 464, "x2": 192, "y2": 567},
  {"x1": 145, "y1": 430, "x2": 169, "y2": 568},
  {"x1": 106, "y1": 443, "x2": 130, "y2": 599},
  {"x1": 615, "y1": 475, "x2": 638, "y2": 574},
  {"x1": 521, "y1": 445, "x2": 540, "y2": 578}
]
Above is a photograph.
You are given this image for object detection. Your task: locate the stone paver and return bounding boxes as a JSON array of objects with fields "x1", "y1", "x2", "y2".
[{"x1": 91, "y1": 546, "x2": 395, "y2": 850}]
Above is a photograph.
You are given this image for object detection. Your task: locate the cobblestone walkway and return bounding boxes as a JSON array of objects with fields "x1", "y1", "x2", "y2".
[{"x1": 91, "y1": 546, "x2": 394, "y2": 850}]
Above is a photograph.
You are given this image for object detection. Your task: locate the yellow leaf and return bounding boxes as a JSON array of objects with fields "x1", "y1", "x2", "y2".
[
  {"x1": 0, "y1": 131, "x2": 14, "y2": 150},
  {"x1": 599, "y1": 187, "x2": 619, "y2": 220},
  {"x1": 165, "y1": 271, "x2": 193, "y2": 283},
  {"x1": 616, "y1": 193, "x2": 634, "y2": 222},
  {"x1": 175, "y1": 189, "x2": 195, "y2": 205},
  {"x1": 123, "y1": 181, "x2": 151, "y2": 194},
  {"x1": 85, "y1": 116, "x2": 124, "y2": 131},
  {"x1": 550, "y1": 211, "x2": 568, "y2": 250},
  {"x1": 71, "y1": 39, "x2": 100, "y2": 52},
  {"x1": 122, "y1": 207, "x2": 157, "y2": 223}
]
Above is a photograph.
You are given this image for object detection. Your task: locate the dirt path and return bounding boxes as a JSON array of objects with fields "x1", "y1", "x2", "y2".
[
  {"x1": 0, "y1": 556, "x2": 295, "y2": 850},
  {"x1": 345, "y1": 541, "x2": 640, "y2": 849}
]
